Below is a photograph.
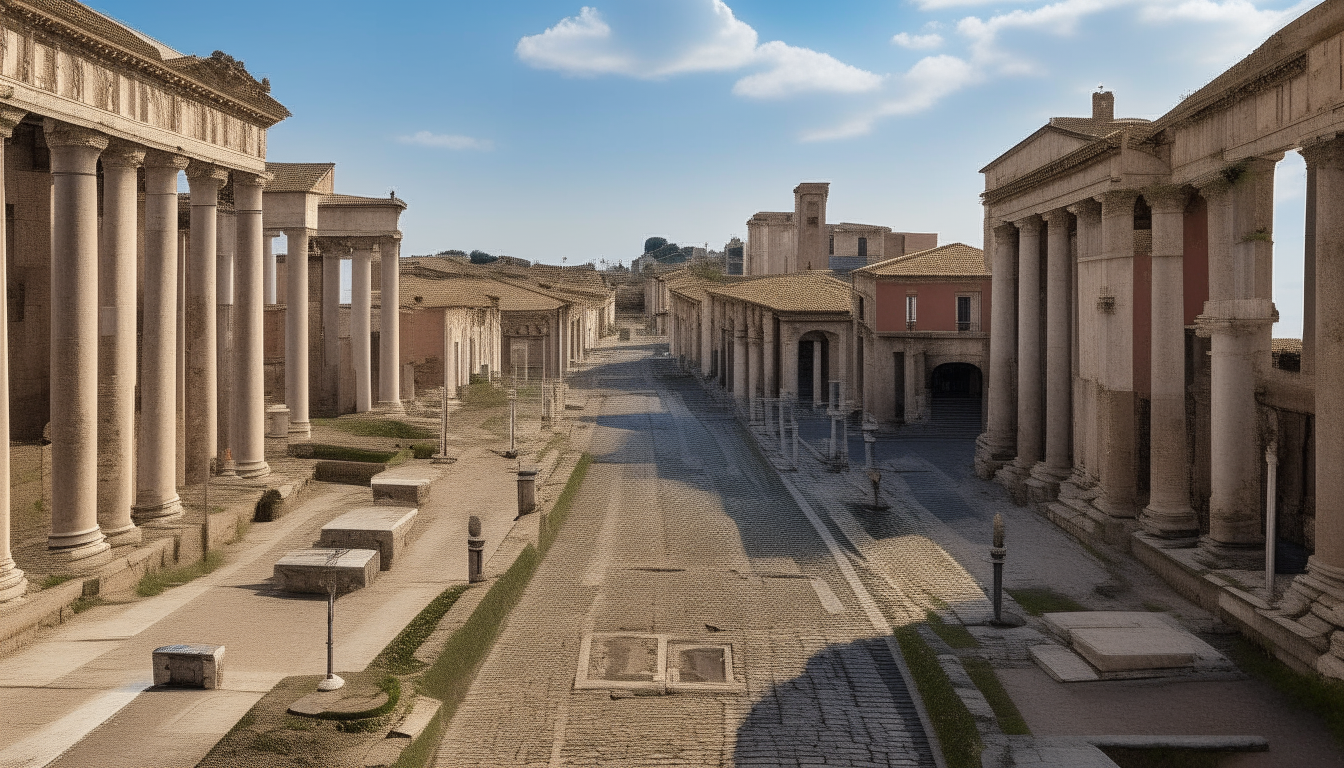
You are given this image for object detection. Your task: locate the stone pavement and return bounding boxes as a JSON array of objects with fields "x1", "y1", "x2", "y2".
[
  {"x1": 435, "y1": 343, "x2": 936, "y2": 767},
  {"x1": 0, "y1": 442, "x2": 526, "y2": 768}
]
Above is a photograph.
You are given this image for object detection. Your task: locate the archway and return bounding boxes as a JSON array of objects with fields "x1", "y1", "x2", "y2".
[
  {"x1": 929, "y1": 362, "x2": 983, "y2": 431},
  {"x1": 798, "y1": 333, "x2": 830, "y2": 405}
]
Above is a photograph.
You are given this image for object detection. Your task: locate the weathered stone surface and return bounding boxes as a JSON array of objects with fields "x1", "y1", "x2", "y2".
[
  {"x1": 1029, "y1": 643, "x2": 1100, "y2": 682},
  {"x1": 152, "y1": 643, "x2": 224, "y2": 689},
  {"x1": 319, "y1": 507, "x2": 417, "y2": 571},
  {"x1": 371, "y1": 471, "x2": 432, "y2": 506},
  {"x1": 274, "y1": 548, "x2": 379, "y2": 594},
  {"x1": 389, "y1": 695, "x2": 441, "y2": 739}
]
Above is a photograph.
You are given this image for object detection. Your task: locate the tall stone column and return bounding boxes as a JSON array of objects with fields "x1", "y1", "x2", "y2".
[
  {"x1": 185, "y1": 163, "x2": 228, "y2": 483},
  {"x1": 781, "y1": 330, "x2": 799, "y2": 401},
  {"x1": 1303, "y1": 162, "x2": 1317, "y2": 376},
  {"x1": 0, "y1": 108, "x2": 27, "y2": 602},
  {"x1": 216, "y1": 209, "x2": 236, "y2": 463},
  {"x1": 748, "y1": 313, "x2": 762, "y2": 403},
  {"x1": 763, "y1": 311, "x2": 777, "y2": 397},
  {"x1": 379, "y1": 237, "x2": 402, "y2": 411},
  {"x1": 232, "y1": 173, "x2": 271, "y2": 478},
  {"x1": 285, "y1": 227, "x2": 312, "y2": 438},
  {"x1": 45, "y1": 120, "x2": 109, "y2": 564},
  {"x1": 1095, "y1": 190, "x2": 1139, "y2": 518},
  {"x1": 811, "y1": 337, "x2": 823, "y2": 406},
  {"x1": 1196, "y1": 163, "x2": 1276, "y2": 563},
  {"x1": 904, "y1": 348, "x2": 923, "y2": 422},
  {"x1": 975, "y1": 223, "x2": 1019, "y2": 478},
  {"x1": 1143, "y1": 187, "x2": 1198, "y2": 540},
  {"x1": 1288, "y1": 138, "x2": 1344, "y2": 678},
  {"x1": 733, "y1": 320, "x2": 748, "y2": 403},
  {"x1": 1067, "y1": 199, "x2": 1103, "y2": 485},
  {"x1": 352, "y1": 245, "x2": 373, "y2": 412},
  {"x1": 1001, "y1": 216, "x2": 1043, "y2": 497},
  {"x1": 263, "y1": 230, "x2": 278, "y2": 305},
  {"x1": 96, "y1": 141, "x2": 145, "y2": 546},
  {"x1": 321, "y1": 244, "x2": 342, "y2": 416},
  {"x1": 135, "y1": 152, "x2": 189, "y2": 523},
  {"x1": 1028, "y1": 209, "x2": 1072, "y2": 499}
]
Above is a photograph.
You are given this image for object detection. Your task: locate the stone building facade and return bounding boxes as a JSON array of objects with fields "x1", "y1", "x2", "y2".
[
  {"x1": 851, "y1": 243, "x2": 991, "y2": 427},
  {"x1": 0, "y1": 1, "x2": 289, "y2": 600},
  {"x1": 977, "y1": 1, "x2": 1344, "y2": 679}
]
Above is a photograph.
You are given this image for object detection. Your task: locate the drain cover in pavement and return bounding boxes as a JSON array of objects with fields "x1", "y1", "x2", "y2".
[
  {"x1": 575, "y1": 634, "x2": 742, "y2": 692},
  {"x1": 587, "y1": 634, "x2": 661, "y2": 682},
  {"x1": 668, "y1": 644, "x2": 730, "y2": 684}
]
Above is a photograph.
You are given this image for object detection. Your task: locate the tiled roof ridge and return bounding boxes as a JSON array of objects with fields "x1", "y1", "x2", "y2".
[{"x1": 853, "y1": 242, "x2": 988, "y2": 278}]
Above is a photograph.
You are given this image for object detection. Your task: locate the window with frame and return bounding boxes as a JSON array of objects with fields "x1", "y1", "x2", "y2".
[
  {"x1": 906, "y1": 295, "x2": 917, "y2": 330},
  {"x1": 956, "y1": 295, "x2": 971, "y2": 331},
  {"x1": 858, "y1": 237, "x2": 867, "y2": 259}
]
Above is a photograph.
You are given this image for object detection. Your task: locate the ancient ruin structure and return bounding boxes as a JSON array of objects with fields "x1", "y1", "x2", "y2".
[
  {"x1": 0, "y1": 2, "x2": 289, "y2": 600},
  {"x1": 977, "y1": 2, "x2": 1344, "y2": 678},
  {"x1": 850, "y1": 243, "x2": 990, "y2": 427}
]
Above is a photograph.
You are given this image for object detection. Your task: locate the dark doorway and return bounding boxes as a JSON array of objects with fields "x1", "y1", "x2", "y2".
[
  {"x1": 929, "y1": 362, "x2": 983, "y2": 432},
  {"x1": 798, "y1": 336, "x2": 829, "y2": 404}
]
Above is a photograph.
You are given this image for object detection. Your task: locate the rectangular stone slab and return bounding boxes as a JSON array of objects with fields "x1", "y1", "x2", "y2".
[
  {"x1": 1029, "y1": 644, "x2": 1099, "y2": 682},
  {"x1": 371, "y1": 473, "x2": 432, "y2": 506},
  {"x1": 318, "y1": 507, "x2": 417, "y2": 571},
  {"x1": 152, "y1": 643, "x2": 225, "y2": 689},
  {"x1": 1043, "y1": 611, "x2": 1174, "y2": 642},
  {"x1": 274, "y1": 548, "x2": 379, "y2": 594},
  {"x1": 1070, "y1": 626, "x2": 1199, "y2": 672}
]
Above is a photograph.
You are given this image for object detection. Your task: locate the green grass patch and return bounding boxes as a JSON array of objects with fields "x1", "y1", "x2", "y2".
[
  {"x1": 1228, "y1": 636, "x2": 1344, "y2": 745},
  {"x1": 392, "y1": 710, "x2": 444, "y2": 768},
  {"x1": 250, "y1": 732, "x2": 291, "y2": 755},
  {"x1": 374, "y1": 584, "x2": 469, "y2": 674},
  {"x1": 535, "y1": 432, "x2": 566, "y2": 463},
  {"x1": 541, "y1": 453, "x2": 592, "y2": 552},
  {"x1": 460, "y1": 381, "x2": 508, "y2": 408},
  {"x1": 136, "y1": 550, "x2": 225, "y2": 597},
  {"x1": 926, "y1": 611, "x2": 980, "y2": 649},
  {"x1": 961, "y1": 657, "x2": 1030, "y2": 735},
  {"x1": 39, "y1": 574, "x2": 75, "y2": 590},
  {"x1": 1007, "y1": 587, "x2": 1086, "y2": 617},
  {"x1": 313, "y1": 418, "x2": 434, "y2": 440},
  {"x1": 307, "y1": 444, "x2": 405, "y2": 464},
  {"x1": 70, "y1": 595, "x2": 104, "y2": 613},
  {"x1": 411, "y1": 443, "x2": 437, "y2": 460},
  {"x1": 1102, "y1": 747, "x2": 1227, "y2": 768},
  {"x1": 313, "y1": 676, "x2": 401, "y2": 721},
  {"x1": 893, "y1": 625, "x2": 983, "y2": 768}
]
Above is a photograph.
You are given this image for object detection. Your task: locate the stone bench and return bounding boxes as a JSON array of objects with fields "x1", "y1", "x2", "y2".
[
  {"x1": 152, "y1": 644, "x2": 224, "y2": 689},
  {"x1": 371, "y1": 471, "x2": 433, "y2": 506},
  {"x1": 274, "y1": 548, "x2": 380, "y2": 594},
  {"x1": 318, "y1": 507, "x2": 418, "y2": 571}
]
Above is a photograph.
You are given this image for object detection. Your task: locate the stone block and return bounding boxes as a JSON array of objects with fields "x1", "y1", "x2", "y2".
[
  {"x1": 315, "y1": 460, "x2": 386, "y2": 486},
  {"x1": 1071, "y1": 627, "x2": 1200, "y2": 673},
  {"x1": 1029, "y1": 644, "x2": 1099, "y2": 682},
  {"x1": 319, "y1": 507, "x2": 418, "y2": 571},
  {"x1": 274, "y1": 548, "x2": 380, "y2": 594},
  {"x1": 371, "y1": 472, "x2": 432, "y2": 506},
  {"x1": 152, "y1": 644, "x2": 224, "y2": 689}
]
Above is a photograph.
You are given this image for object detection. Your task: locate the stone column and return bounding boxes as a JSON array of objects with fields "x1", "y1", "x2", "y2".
[
  {"x1": 185, "y1": 163, "x2": 228, "y2": 483},
  {"x1": 285, "y1": 227, "x2": 312, "y2": 438},
  {"x1": 321, "y1": 242, "x2": 342, "y2": 416},
  {"x1": 1066, "y1": 199, "x2": 1103, "y2": 485},
  {"x1": 0, "y1": 109, "x2": 26, "y2": 602},
  {"x1": 1002, "y1": 215, "x2": 1043, "y2": 497},
  {"x1": 263, "y1": 230, "x2": 278, "y2": 305},
  {"x1": 748, "y1": 314, "x2": 762, "y2": 403},
  {"x1": 733, "y1": 318, "x2": 748, "y2": 403},
  {"x1": 1095, "y1": 190, "x2": 1139, "y2": 518},
  {"x1": 763, "y1": 311, "x2": 777, "y2": 397},
  {"x1": 1196, "y1": 164, "x2": 1276, "y2": 562},
  {"x1": 1028, "y1": 209, "x2": 1072, "y2": 499},
  {"x1": 379, "y1": 237, "x2": 402, "y2": 411},
  {"x1": 812, "y1": 337, "x2": 823, "y2": 407},
  {"x1": 352, "y1": 245, "x2": 373, "y2": 413},
  {"x1": 135, "y1": 152, "x2": 189, "y2": 523},
  {"x1": 1142, "y1": 187, "x2": 1198, "y2": 540},
  {"x1": 216, "y1": 208, "x2": 235, "y2": 463},
  {"x1": 781, "y1": 329, "x2": 799, "y2": 400},
  {"x1": 232, "y1": 173, "x2": 271, "y2": 478},
  {"x1": 1303, "y1": 162, "x2": 1317, "y2": 376},
  {"x1": 975, "y1": 223, "x2": 1018, "y2": 478},
  {"x1": 1288, "y1": 138, "x2": 1344, "y2": 678},
  {"x1": 96, "y1": 141, "x2": 145, "y2": 546},
  {"x1": 904, "y1": 348, "x2": 923, "y2": 422},
  {"x1": 45, "y1": 120, "x2": 109, "y2": 563}
]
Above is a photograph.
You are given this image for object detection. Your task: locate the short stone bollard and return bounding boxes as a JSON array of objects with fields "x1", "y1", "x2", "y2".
[
  {"x1": 517, "y1": 468, "x2": 538, "y2": 516},
  {"x1": 265, "y1": 405, "x2": 290, "y2": 439},
  {"x1": 468, "y1": 515, "x2": 485, "y2": 583},
  {"x1": 153, "y1": 644, "x2": 225, "y2": 689}
]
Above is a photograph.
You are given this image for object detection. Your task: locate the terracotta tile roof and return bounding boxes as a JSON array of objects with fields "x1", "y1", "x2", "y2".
[
  {"x1": 707, "y1": 271, "x2": 852, "y2": 314},
  {"x1": 1272, "y1": 338, "x2": 1303, "y2": 355},
  {"x1": 853, "y1": 243, "x2": 988, "y2": 279},
  {"x1": 265, "y1": 163, "x2": 334, "y2": 193},
  {"x1": 320, "y1": 193, "x2": 407, "y2": 210},
  {"x1": 399, "y1": 272, "x2": 562, "y2": 312}
]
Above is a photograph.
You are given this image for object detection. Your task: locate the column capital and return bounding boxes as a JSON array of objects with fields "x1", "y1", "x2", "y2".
[
  {"x1": 992, "y1": 222, "x2": 1018, "y2": 244},
  {"x1": 233, "y1": 170, "x2": 272, "y2": 190},
  {"x1": 144, "y1": 150, "x2": 190, "y2": 172},
  {"x1": 0, "y1": 107, "x2": 25, "y2": 138},
  {"x1": 42, "y1": 119, "x2": 108, "y2": 150},
  {"x1": 1300, "y1": 136, "x2": 1344, "y2": 170},
  {"x1": 1096, "y1": 188, "x2": 1139, "y2": 214},
  {"x1": 1041, "y1": 208, "x2": 1071, "y2": 228},
  {"x1": 1066, "y1": 197, "x2": 1101, "y2": 219},
  {"x1": 186, "y1": 160, "x2": 230, "y2": 186},
  {"x1": 101, "y1": 139, "x2": 145, "y2": 169},
  {"x1": 1142, "y1": 184, "x2": 1189, "y2": 214},
  {"x1": 1014, "y1": 214, "x2": 1043, "y2": 235}
]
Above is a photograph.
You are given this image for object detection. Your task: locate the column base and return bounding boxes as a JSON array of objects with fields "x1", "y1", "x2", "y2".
[
  {"x1": 376, "y1": 400, "x2": 405, "y2": 415},
  {"x1": 288, "y1": 420, "x2": 312, "y2": 440},
  {"x1": 994, "y1": 459, "x2": 1034, "y2": 505},
  {"x1": 0, "y1": 559, "x2": 27, "y2": 603},
  {"x1": 101, "y1": 523, "x2": 143, "y2": 548},
  {"x1": 47, "y1": 533, "x2": 111, "y2": 569},
  {"x1": 1282, "y1": 558, "x2": 1344, "y2": 680},
  {"x1": 1026, "y1": 462, "x2": 1070, "y2": 503},
  {"x1": 1194, "y1": 536, "x2": 1264, "y2": 570},
  {"x1": 973, "y1": 434, "x2": 1015, "y2": 480},
  {"x1": 1139, "y1": 504, "x2": 1200, "y2": 542},
  {"x1": 234, "y1": 460, "x2": 272, "y2": 479},
  {"x1": 133, "y1": 496, "x2": 184, "y2": 524}
]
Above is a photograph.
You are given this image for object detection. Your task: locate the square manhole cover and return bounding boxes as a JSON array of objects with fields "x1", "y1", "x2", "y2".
[
  {"x1": 588, "y1": 635, "x2": 661, "y2": 682},
  {"x1": 575, "y1": 634, "x2": 741, "y2": 692},
  {"x1": 668, "y1": 643, "x2": 734, "y2": 689}
]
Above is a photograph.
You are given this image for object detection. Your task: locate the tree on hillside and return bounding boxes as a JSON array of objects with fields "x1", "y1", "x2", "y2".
[
  {"x1": 469, "y1": 250, "x2": 497, "y2": 264},
  {"x1": 644, "y1": 237, "x2": 668, "y2": 254}
]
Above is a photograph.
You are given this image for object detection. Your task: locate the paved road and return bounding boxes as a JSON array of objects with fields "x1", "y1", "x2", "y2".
[{"x1": 436, "y1": 344, "x2": 936, "y2": 768}]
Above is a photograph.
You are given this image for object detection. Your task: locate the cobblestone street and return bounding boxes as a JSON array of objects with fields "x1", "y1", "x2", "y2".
[{"x1": 436, "y1": 342, "x2": 936, "y2": 768}]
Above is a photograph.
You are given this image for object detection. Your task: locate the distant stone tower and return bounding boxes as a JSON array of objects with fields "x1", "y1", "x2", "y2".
[{"x1": 792, "y1": 182, "x2": 829, "y2": 272}]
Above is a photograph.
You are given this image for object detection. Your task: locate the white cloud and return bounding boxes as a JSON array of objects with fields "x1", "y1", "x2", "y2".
[
  {"x1": 803, "y1": 55, "x2": 979, "y2": 141},
  {"x1": 399, "y1": 131, "x2": 494, "y2": 151},
  {"x1": 892, "y1": 32, "x2": 945, "y2": 50},
  {"x1": 517, "y1": 1, "x2": 880, "y2": 98}
]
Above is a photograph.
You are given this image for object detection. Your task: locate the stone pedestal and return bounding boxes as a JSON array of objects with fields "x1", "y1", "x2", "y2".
[
  {"x1": 274, "y1": 549, "x2": 380, "y2": 594},
  {"x1": 319, "y1": 507, "x2": 417, "y2": 571},
  {"x1": 153, "y1": 644, "x2": 225, "y2": 689}
]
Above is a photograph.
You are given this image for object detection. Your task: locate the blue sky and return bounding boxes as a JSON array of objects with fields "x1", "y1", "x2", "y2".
[{"x1": 96, "y1": 0, "x2": 1314, "y2": 334}]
